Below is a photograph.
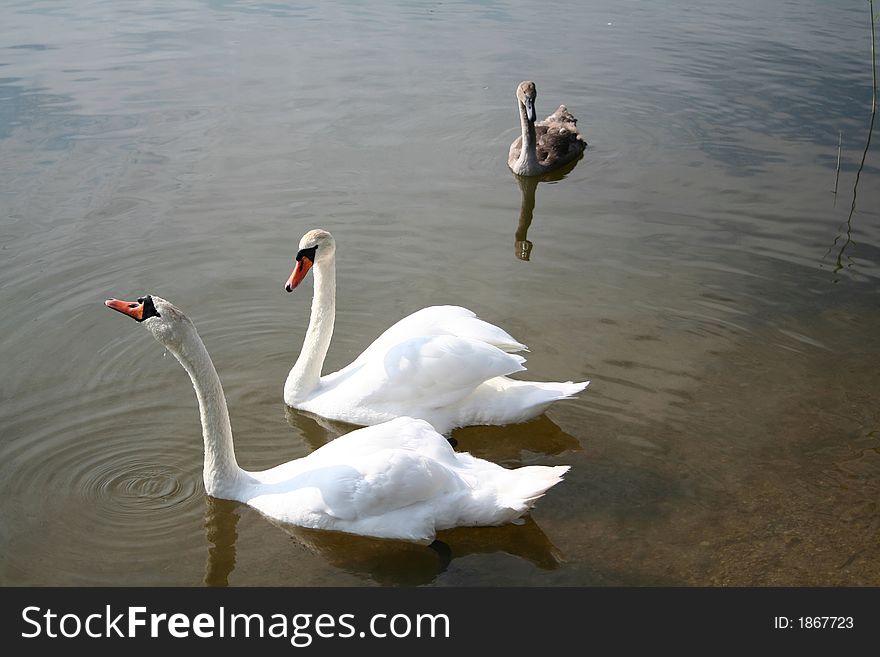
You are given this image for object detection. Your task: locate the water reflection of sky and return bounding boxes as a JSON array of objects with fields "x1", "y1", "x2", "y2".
[{"x1": 626, "y1": 2, "x2": 875, "y2": 175}]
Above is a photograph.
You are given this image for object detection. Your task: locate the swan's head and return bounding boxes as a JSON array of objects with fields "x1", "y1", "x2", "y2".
[
  {"x1": 517, "y1": 81, "x2": 537, "y2": 123},
  {"x1": 285, "y1": 228, "x2": 336, "y2": 292},
  {"x1": 104, "y1": 295, "x2": 194, "y2": 350}
]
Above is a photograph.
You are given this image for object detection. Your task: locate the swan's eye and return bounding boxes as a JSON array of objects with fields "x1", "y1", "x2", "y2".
[
  {"x1": 296, "y1": 245, "x2": 318, "y2": 262},
  {"x1": 140, "y1": 296, "x2": 161, "y2": 321}
]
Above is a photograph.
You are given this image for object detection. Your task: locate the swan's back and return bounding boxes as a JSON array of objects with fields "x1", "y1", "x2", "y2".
[
  {"x1": 535, "y1": 104, "x2": 586, "y2": 170},
  {"x1": 245, "y1": 417, "x2": 569, "y2": 543},
  {"x1": 541, "y1": 104, "x2": 579, "y2": 126},
  {"x1": 291, "y1": 302, "x2": 587, "y2": 434},
  {"x1": 357, "y1": 305, "x2": 527, "y2": 358}
]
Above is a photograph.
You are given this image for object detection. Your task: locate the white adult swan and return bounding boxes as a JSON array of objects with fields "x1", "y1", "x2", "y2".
[
  {"x1": 283, "y1": 229, "x2": 589, "y2": 435},
  {"x1": 104, "y1": 295, "x2": 569, "y2": 543},
  {"x1": 508, "y1": 80, "x2": 587, "y2": 177}
]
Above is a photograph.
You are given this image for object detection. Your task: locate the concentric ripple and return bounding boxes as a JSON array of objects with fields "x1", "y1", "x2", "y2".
[
  {"x1": 0, "y1": 379, "x2": 208, "y2": 584},
  {"x1": 80, "y1": 449, "x2": 199, "y2": 517}
]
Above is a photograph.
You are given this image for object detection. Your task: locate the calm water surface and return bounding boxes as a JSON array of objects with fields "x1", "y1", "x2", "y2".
[{"x1": 1, "y1": 0, "x2": 878, "y2": 586}]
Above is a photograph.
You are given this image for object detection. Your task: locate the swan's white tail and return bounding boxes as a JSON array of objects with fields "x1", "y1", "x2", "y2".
[
  {"x1": 500, "y1": 465, "x2": 570, "y2": 512},
  {"x1": 518, "y1": 379, "x2": 590, "y2": 417},
  {"x1": 545, "y1": 380, "x2": 590, "y2": 398}
]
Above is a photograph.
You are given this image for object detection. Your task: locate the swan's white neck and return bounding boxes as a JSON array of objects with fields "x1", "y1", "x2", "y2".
[
  {"x1": 284, "y1": 255, "x2": 336, "y2": 402},
  {"x1": 166, "y1": 326, "x2": 244, "y2": 498},
  {"x1": 515, "y1": 101, "x2": 541, "y2": 175}
]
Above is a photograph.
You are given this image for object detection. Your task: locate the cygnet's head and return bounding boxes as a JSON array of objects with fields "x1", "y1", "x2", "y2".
[{"x1": 517, "y1": 81, "x2": 537, "y2": 123}]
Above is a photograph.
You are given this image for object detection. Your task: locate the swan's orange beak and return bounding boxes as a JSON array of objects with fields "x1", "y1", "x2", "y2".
[
  {"x1": 105, "y1": 298, "x2": 145, "y2": 321},
  {"x1": 285, "y1": 256, "x2": 313, "y2": 292}
]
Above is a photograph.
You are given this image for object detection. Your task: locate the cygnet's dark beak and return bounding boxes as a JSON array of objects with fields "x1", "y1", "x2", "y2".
[{"x1": 525, "y1": 96, "x2": 536, "y2": 123}]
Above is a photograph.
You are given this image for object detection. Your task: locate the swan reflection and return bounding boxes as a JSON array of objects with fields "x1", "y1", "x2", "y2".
[
  {"x1": 512, "y1": 155, "x2": 582, "y2": 261},
  {"x1": 202, "y1": 495, "x2": 562, "y2": 586},
  {"x1": 203, "y1": 497, "x2": 241, "y2": 587},
  {"x1": 451, "y1": 414, "x2": 582, "y2": 466},
  {"x1": 284, "y1": 405, "x2": 359, "y2": 450},
  {"x1": 285, "y1": 405, "x2": 582, "y2": 465}
]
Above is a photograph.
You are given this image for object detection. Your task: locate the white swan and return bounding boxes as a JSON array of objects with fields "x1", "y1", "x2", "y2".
[
  {"x1": 283, "y1": 229, "x2": 589, "y2": 435},
  {"x1": 104, "y1": 295, "x2": 570, "y2": 543},
  {"x1": 508, "y1": 80, "x2": 587, "y2": 177}
]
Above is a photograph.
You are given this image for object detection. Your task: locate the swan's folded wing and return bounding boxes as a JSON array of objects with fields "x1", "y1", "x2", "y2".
[
  {"x1": 356, "y1": 306, "x2": 526, "y2": 360},
  {"x1": 437, "y1": 314, "x2": 527, "y2": 353},
  {"x1": 359, "y1": 335, "x2": 527, "y2": 408},
  {"x1": 539, "y1": 104, "x2": 579, "y2": 126},
  {"x1": 256, "y1": 431, "x2": 465, "y2": 524},
  {"x1": 247, "y1": 459, "x2": 449, "y2": 525},
  {"x1": 344, "y1": 447, "x2": 464, "y2": 518},
  {"x1": 279, "y1": 417, "x2": 457, "y2": 468},
  {"x1": 535, "y1": 108, "x2": 586, "y2": 168}
]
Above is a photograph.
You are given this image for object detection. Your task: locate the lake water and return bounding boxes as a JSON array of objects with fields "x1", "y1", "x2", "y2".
[{"x1": 1, "y1": 0, "x2": 878, "y2": 586}]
